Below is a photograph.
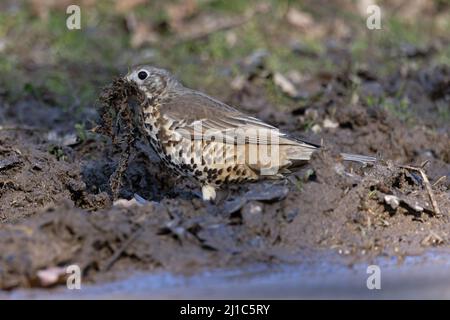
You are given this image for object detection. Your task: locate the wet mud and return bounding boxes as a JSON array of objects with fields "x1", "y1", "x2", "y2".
[{"x1": 0, "y1": 63, "x2": 449, "y2": 290}]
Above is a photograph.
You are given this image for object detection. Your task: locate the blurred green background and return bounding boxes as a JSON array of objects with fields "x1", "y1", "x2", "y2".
[{"x1": 0, "y1": 0, "x2": 449, "y2": 129}]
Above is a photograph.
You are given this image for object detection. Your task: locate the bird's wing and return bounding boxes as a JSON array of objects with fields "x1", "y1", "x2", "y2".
[{"x1": 160, "y1": 89, "x2": 318, "y2": 149}]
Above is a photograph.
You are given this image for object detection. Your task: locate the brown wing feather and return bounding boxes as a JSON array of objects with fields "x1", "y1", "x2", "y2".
[{"x1": 161, "y1": 89, "x2": 317, "y2": 150}]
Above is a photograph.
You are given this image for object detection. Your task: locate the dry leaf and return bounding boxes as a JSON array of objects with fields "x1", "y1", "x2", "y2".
[
  {"x1": 115, "y1": 0, "x2": 147, "y2": 13},
  {"x1": 36, "y1": 267, "x2": 66, "y2": 287},
  {"x1": 286, "y1": 8, "x2": 314, "y2": 30},
  {"x1": 126, "y1": 13, "x2": 159, "y2": 48},
  {"x1": 274, "y1": 72, "x2": 298, "y2": 97},
  {"x1": 167, "y1": 0, "x2": 199, "y2": 31}
]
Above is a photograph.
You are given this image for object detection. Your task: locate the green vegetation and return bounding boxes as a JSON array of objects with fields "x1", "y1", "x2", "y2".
[
  {"x1": 48, "y1": 145, "x2": 67, "y2": 161},
  {"x1": 0, "y1": 0, "x2": 448, "y2": 125}
]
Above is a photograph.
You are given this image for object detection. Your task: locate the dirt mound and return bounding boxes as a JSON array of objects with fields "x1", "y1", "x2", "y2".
[
  {"x1": 1, "y1": 127, "x2": 448, "y2": 289},
  {"x1": 0, "y1": 133, "x2": 109, "y2": 223},
  {"x1": 0, "y1": 65, "x2": 448, "y2": 291}
]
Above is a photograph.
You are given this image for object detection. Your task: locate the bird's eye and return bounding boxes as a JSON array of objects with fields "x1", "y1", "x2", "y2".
[{"x1": 137, "y1": 70, "x2": 148, "y2": 80}]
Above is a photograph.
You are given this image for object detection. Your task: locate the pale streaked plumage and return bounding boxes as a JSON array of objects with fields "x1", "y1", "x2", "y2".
[{"x1": 125, "y1": 65, "x2": 376, "y2": 201}]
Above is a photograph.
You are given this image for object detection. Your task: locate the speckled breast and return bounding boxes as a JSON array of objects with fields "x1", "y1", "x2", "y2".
[{"x1": 141, "y1": 103, "x2": 258, "y2": 186}]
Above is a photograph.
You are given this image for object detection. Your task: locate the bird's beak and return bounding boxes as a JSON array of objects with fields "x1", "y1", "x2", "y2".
[{"x1": 124, "y1": 70, "x2": 134, "y2": 83}]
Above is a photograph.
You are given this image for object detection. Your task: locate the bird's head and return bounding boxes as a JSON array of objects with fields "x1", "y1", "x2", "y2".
[{"x1": 125, "y1": 65, "x2": 178, "y2": 99}]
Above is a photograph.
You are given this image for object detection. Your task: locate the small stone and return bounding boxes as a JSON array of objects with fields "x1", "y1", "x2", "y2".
[
  {"x1": 384, "y1": 195, "x2": 400, "y2": 210},
  {"x1": 222, "y1": 197, "x2": 247, "y2": 215},
  {"x1": 311, "y1": 124, "x2": 322, "y2": 133},
  {"x1": 245, "y1": 183, "x2": 289, "y2": 202},
  {"x1": 0, "y1": 155, "x2": 22, "y2": 171},
  {"x1": 323, "y1": 118, "x2": 339, "y2": 129}
]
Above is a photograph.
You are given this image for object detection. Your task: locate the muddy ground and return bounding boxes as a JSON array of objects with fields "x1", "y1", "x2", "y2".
[
  {"x1": 0, "y1": 1, "x2": 449, "y2": 293},
  {"x1": 0, "y1": 60, "x2": 449, "y2": 290}
]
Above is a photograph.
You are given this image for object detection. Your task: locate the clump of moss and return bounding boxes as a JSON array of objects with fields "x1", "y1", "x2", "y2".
[
  {"x1": 97, "y1": 78, "x2": 146, "y2": 199},
  {"x1": 98, "y1": 78, "x2": 143, "y2": 138}
]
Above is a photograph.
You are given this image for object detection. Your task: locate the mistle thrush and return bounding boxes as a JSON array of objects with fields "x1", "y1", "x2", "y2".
[{"x1": 125, "y1": 65, "x2": 375, "y2": 201}]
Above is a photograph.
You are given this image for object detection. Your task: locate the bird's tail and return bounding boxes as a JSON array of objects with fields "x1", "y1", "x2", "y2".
[{"x1": 283, "y1": 144, "x2": 376, "y2": 165}]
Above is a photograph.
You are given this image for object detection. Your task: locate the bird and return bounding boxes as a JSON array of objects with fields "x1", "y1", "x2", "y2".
[{"x1": 125, "y1": 65, "x2": 376, "y2": 201}]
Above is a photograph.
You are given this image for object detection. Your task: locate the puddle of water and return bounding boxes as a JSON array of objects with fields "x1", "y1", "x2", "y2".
[{"x1": 3, "y1": 249, "x2": 450, "y2": 299}]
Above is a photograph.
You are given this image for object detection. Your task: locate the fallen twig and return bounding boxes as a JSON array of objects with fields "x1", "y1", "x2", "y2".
[
  {"x1": 101, "y1": 226, "x2": 144, "y2": 272},
  {"x1": 399, "y1": 165, "x2": 442, "y2": 217},
  {"x1": 432, "y1": 175, "x2": 447, "y2": 187}
]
